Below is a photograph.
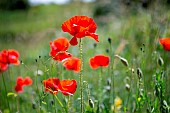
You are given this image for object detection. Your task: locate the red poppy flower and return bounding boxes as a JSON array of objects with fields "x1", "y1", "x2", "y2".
[
  {"x1": 62, "y1": 16, "x2": 99, "y2": 46},
  {"x1": 15, "y1": 85, "x2": 23, "y2": 93},
  {"x1": 50, "y1": 37, "x2": 70, "y2": 53},
  {"x1": 159, "y1": 38, "x2": 170, "y2": 51},
  {"x1": 59, "y1": 79, "x2": 77, "y2": 96},
  {"x1": 50, "y1": 37, "x2": 72, "y2": 61},
  {"x1": 0, "y1": 50, "x2": 8, "y2": 64},
  {"x1": 0, "y1": 49, "x2": 20, "y2": 73},
  {"x1": 0, "y1": 62, "x2": 8, "y2": 73},
  {"x1": 15, "y1": 76, "x2": 33, "y2": 93},
  {"x1": 24, "y1": 77, "x2": 33, "y2": 86},
  {"x1": 62, "y1": 57, "x2": 81, "y2": 72},
  {"x1": 42, "y1": 78, "x2": 60, "y2": 95},
  {"x1": 89, "y1": 54, "x2": 110, "y2": 69},
  {"x1": 8, "y1": 49, "x2": 20, "y2": 65}
]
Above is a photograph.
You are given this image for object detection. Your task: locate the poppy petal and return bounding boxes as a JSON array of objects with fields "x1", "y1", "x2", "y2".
[
  {"x1": 51, "y1": 51, "x2": 72, "y2": 61},
  {"x1": 70, "y1": 37, "x2": 78, "y2": 46},
  {"x1": 159, "y1": 38, "x2": 170, "y2": 51},
  {"x1": 0, "y1": 62, "x2": 8, "y2": 73},
  {"x1": 63, "y1": 57, "x2": 81, "y2": 72},
  {"x1": 89, "y1": 54, "x2": 110, "y2": 69},
  {"x1": 59, "y1": 79, "x2": 77, "y2": 96},
  {"x1": 15, "y1": 85, "x2": 23, "y2": 93},
  {"x1": 89, "y1": 57, "x2": 99, "y2": 69},
  {"x1": 24, "y1": 77, "x2": 33, "y2": 86}
]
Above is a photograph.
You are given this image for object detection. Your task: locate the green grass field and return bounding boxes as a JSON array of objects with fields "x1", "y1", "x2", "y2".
[{"x1": 0, "y1": 1, "x2": 170, "y2": 113}]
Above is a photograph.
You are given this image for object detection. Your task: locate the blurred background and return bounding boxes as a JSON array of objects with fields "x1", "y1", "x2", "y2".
[{"x1": 0, "y1": 0, "x2": 170, "y2": 112}]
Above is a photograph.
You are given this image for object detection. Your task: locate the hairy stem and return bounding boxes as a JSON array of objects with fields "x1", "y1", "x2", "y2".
[{"x1": 79, "y1": 38, "x2": 84, "y2": 113}]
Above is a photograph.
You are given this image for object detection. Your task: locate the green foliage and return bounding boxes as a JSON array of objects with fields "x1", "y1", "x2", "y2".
[{"x1": 0, "y1": 1, "x2": 170, "y2": 113}]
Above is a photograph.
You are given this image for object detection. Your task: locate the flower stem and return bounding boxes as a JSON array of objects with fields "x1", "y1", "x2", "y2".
[
  {"x1": 79, "y1": 38, "x2": 84, "y2": 113},
  {"x1": 54, "y1": 95, "x2": 66, "y2": 113},
  {"x1": 2, "y1": 73, "x2": 10, "y2": 112}
]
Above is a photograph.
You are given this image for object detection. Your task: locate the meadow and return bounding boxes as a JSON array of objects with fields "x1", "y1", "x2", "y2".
[{"x1": 0, "y1": 1, "x2": 170, "y2": 113}]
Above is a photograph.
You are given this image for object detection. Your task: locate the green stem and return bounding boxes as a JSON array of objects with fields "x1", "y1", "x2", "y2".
[
  {"x1": 35, "y1": 63, "x2": 41, "y2": 113},
  {"x1": 54, "y1": 95, "x2": 66, "y2": 113},
  {"x1": 79, "y1": 38, "x2": 84, "y2": 113},
  {"x1": 2, "y1": 73, "x2": 10, "y2": 112}
]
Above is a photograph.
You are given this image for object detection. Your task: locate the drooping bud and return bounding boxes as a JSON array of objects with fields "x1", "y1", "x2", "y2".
[
  {"x1": 114, "y1": 55, "x2": 129, "y2": 67},
  {"x1": 125, "y1": 84, "x2": 130, "y2": 92},
  {"x1": 137, "y1": 68, "x2": 143, "y2": 79},
  {"x1": 157, "y1": 57, "x2": 164, "y2": 67}
]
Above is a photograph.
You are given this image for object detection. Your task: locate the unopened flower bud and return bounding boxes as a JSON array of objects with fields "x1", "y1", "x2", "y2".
[
  {"x1": 106, "y1": 49, "x2": 109, "y2": 53},
  {"x1": 93, "y1": 43, "x2": 97, "y2": 48},
  {"x1": 89, "y1": 99, "x2": 94, "y2": 108},
  {"x1": 115, "y1": 55, "x2": 129, "y2": 67},
  {"x1": 108, "y1": 37, "x2": 112, "y2": 44}
]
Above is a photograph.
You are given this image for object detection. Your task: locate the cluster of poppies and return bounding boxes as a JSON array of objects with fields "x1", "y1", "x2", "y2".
[
  {"x1": 44, "y1": 16, "x2": 111, "y2": 96},
  {"x1": 0, "y1": 49, "x2": 20, "y2": 73},
  {"x1": 15, "y1": 76, "x2": 33, "y2": 93}
]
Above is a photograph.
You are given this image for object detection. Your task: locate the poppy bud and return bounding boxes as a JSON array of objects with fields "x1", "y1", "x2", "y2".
[
  {"x1": 106, "y1": 49, "x2": 109, "y2": 53},
  {"x1": 137, "y1": 68, "x2": 143, "y2": 79},
  {"x1": 32, "y1": 103, "x2": 38, "y2": 109},
  {"x1": 108, "y1": 37, "x2": 112, "y2": 44},
  {"x1": 107, "y1": 78, "x2": 111, "y2": 86},
  {"x1": 93, "y1": 43, "x2": 97, "y2": 48},
  {"x1": 50, "y1": 100, "x2": 54, "y2": 106},
  {"x1": 125, "y1": 84, "x2": 130, "y2": 92},
  {"x1": 157, "y1": 57, "x2": 164, "y2": 67},
  {"x1": 89, "y1": 99, "x2": 94, "y2": 108}
]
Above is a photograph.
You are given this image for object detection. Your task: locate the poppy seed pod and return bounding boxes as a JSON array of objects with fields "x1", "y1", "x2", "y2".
[
  {"x1": 137, "y1": 68, "x2": 143, "y2": 79},
  {"x1": 157, "y1": 57, "x2": 164, "y2": 67},
  {"x1": 89, "y1": 99, "x2": 94, "y2": 108}
]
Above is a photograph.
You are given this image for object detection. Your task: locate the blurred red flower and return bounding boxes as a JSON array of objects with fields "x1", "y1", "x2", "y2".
[
  {"x1": 159, "y1": 38, "x2": 170, "y2": 51},
  {"x1": 15, "y1": 76, "x2": 32, "y2": 93},
  {"x1": 59, "y1": 79, "x2": 77, "y2": 96},
  {"x1": 50, "y1": 37, "x2": 72, "y2": 61},
  {"x1": 0, "y1": 49, "x2": 20, "y2": 73},
  {"x1": 43, "y1": 78, "x2": 60, "y2": 95},
  {"x1": 8, "y1": 49, "x2": 20, "y2": 65},
  {"x1": 62, "y1": 16, "x2": 99, "y2": 46},
  {"x1": 42, "y1": 78, "x2": 77, "y2": 96},
  {"x1": 62, "y1": 57, "x2": 81, "y2": 72},
  {"x1": 89, "y1": 54, "x2": 110, "y2": 69}
]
